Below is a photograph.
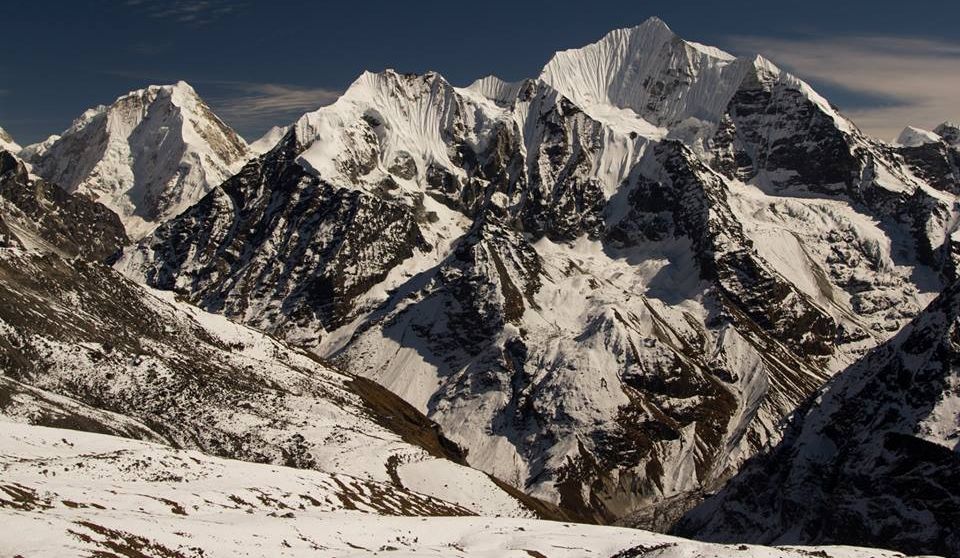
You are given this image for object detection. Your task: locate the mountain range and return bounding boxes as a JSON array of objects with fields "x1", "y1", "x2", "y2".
[{"x1": 1, "y1": 17, "x2": 958, "y2": 558}]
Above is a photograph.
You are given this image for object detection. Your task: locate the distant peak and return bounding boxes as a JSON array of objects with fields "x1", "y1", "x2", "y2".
[
  {"x1": 249, "y1": 124, "x2": 292, "y2": 155},
  {"x1": 897, "y1": 125, "x2": 942, "y2": 147},
  {"x1": 637, "y1": 16, "x2": 671, "y2": 32},
  {"x1": 464, "y1": 75, "x2": 526, "y2": 106},
  {"x1": 109, "y1": 81, "x2": 201, "y2": 107}
]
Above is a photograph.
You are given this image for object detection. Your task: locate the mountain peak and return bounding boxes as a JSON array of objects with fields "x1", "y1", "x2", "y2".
[
  {"x1": 464, "y1": 75, "x2": 526, "y2": 106},
  {"x1": 0, "y1": 126, "x2": 19, "y2": 153},
  {"x1": 896, "y1": 125, "x2": 942, "y2": 147},
  {"x1": 23, "y1": 80, "x2": 250, "y2": 239},
  {"x1": 343, "y1": 68, "x2": 455, "y2": 101},
  {"x1": 249, "y1": 124, "x2": 292, "y2": 155},
  {"x1": 539, "y1": 18, "x2": 741, "y2": 129}
]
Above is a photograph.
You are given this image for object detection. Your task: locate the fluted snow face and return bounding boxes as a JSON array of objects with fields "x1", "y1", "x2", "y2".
[
  {"x1": 24, "y1": 81, "x2": 251, "y2": 239},
  {"x1": 0, "y1": 126, "x2": 19, "y2": 153},
  {"x1": 465, "y1": 75, "x2": 527, "y2": 107},
  {"x1": 294, "y1": 70, "x2": 502, "y2": 187},
  {"x1": 540, "y1": 18, "x2": 745, "y2": 131},
  {"x1": 540, "y1": 19, "x2": 857, "y2": 144}
]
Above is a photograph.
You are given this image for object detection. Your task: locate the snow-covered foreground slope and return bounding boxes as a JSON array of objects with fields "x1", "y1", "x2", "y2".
[
  {"x1": 0, "y1": 423, "x2": 927, "y2": 558},
  {"x1": 119, "y1": 17, "x2": 960, "y2": 525},
  {"x1": 22, "y1": 81, "x2": 251, "y2": 239},
  {"x1": 0, "y1": 243, "x2": 557, "y2": 520}
]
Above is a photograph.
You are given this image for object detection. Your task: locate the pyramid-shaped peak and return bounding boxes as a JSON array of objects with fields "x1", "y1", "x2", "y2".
[
  {"x1": 24, "y1": 79, "x2": 250, "y2": 239},
  {"x1": 634, "y1": 16, "x2": 672, "y2": 33}
]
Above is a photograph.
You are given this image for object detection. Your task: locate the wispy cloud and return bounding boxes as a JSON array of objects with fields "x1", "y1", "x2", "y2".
[
  {"x1": 206, "y1": 82, "x2": 342, "y2": 138},
  {"x1": 92, "y1": 68, "x2": 343, "y2": 139},
  {"x1": 726, "y1": 35, "x2": 960, "y2": 141},
  {"x1": 125, "y1": 0, "x2": 247, "y2": 25}
]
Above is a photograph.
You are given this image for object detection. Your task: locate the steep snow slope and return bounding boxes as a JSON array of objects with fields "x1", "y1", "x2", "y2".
[
  {"x1": 0, "y1": 126, "x2": 19, "y2": 153},
  {"x1": 120, "y1": 18, "x2": 960, "y2": 524},
  {"x1": 0, "y1": 423, "x2": 926, "y2": 558},
  {"x1": 540, "y1": 18, "x2": 741, "y2": 135},
  {"x1": 22, "y1": 81, "x2": 251, "y2": 239},
  {"x1": 676, "y1": 280, "x2": 960, "y2": 557}
]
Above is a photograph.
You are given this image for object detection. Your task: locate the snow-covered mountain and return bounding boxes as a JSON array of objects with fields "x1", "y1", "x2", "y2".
[
  {"x1": 22, "y1": 81, "x2": 252, "y2": 239},
  {"x1": 1, "y1": 422, "x2": 929, "y2": 557},
  {"x1": 0, "y1": 126, "x2": 19, "y2": 153},
  {"x1": 118, "y1": 17, "x2": 960, "y2": 526},
  {"x1": 892, "y1": 122, "x2": 960, "y2": 195},
  {"x1": 249, "y1": 124, "x2": 292, "y2": 154},
  {"x1": 897, "y1": 125, "x2": 942, "y2": 147},
  {"x1": 675, "y1": 278, "x2": 960, "y2": 557}
]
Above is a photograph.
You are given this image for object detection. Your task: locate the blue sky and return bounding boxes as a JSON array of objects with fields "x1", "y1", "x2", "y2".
[{"x1": 2, "y1": 0, "x2": 958, "y2": 144}]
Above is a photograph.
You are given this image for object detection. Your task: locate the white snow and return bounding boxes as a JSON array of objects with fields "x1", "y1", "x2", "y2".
[
  {"x1": 540, "y1": 18, "x2": 744, "y2": 131},
  {"x1": 22, "y1": 81, "x2": 252, "y2": 239},
  {"x1": 0, "y1": 126, "x2": 20, "y2": 153},
  {"x1": 0, "y1": 422, "x2": 921, "y2": 558},
  {"x1": 249, "y1": 124, "x2": 292, "y2": 154},
  {"x1": 896, "y1": 126, "x2": 942, "y2": 147}
]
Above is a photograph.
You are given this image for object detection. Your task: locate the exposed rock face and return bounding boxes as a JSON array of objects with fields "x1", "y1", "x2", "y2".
[
  {"x1": 935, "y1": 122, "x2": 960, "y2": 146},
  {"x1": 675, "y1": 280, "x2": 960, "y2": 557},
  {"x1": 894, "y1": 124, "x2": 960, "y2": 197},
  {"x1": 118, "y1": 18, "x2": 960, "y2": 525},
  {"x1": 121, "y1": 135, "x2": 431, "y2": 343},
  {"x1": 22, "y1": 81, "x2": 251, "y2": 239},
  {"x1": 0, "y1": 151, "x2": 127, "y2": 261}
]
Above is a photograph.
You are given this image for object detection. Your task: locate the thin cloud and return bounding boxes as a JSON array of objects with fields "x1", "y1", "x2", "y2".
[
  {"x1": 90, "y1": 70, "x2": 342, "y2": 138},
  {"x1": 207, "y1": 82, "x2": 343, "y2": 137},
  {"x1": 125, "y1": 0, "x2": 247, "y2": 25},
  {"x1": 726, "y1": 35, "x2": 960, "y2": 142}
]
